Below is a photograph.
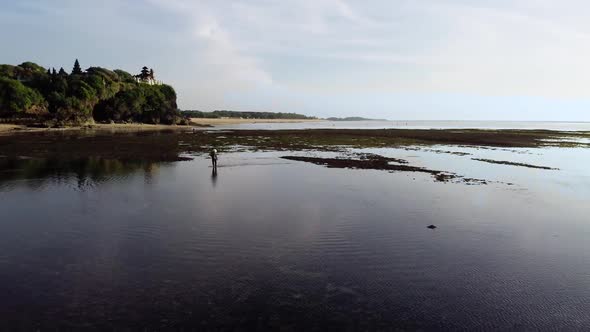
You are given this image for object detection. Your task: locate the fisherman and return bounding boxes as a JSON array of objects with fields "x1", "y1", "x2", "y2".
[{"x1": 209, "y1": 148, "x2": 218, "y2": 168}]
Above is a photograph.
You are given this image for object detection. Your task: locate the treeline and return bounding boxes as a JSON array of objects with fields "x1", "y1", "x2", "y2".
[
  {"x1": 182, "y1": 110, "x2": 316, "y2": 120},
  {"x1": 0, "y1": 60, "x2": 186, "y2": 126}
]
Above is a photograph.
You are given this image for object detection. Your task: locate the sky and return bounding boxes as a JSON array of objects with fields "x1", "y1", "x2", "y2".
[{"x1": 2, "y1": 0, "x2": 590, "y2": 120}]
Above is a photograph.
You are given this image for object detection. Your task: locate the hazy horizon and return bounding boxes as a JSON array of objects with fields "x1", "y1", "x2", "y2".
[{"x1": 3, "y1": 0, "x2": 590, "y2": 121}]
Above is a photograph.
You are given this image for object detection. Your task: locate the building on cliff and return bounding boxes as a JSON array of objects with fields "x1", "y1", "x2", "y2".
[{"x1": 135, "y1": 66, "x2": 161, "y2": 85}]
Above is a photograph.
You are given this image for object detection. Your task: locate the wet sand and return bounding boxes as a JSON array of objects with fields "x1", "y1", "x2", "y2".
[{"x1": 0, "y1": 124, "x2": 21, "y2": 132}]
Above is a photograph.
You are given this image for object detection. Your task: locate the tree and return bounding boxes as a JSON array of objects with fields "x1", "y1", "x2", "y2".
[
  {"x1": 114, "y1": 69, "x2": 135, "y2": 83},
  {"x1": 0, "y1": 64, "x2": 17, "y2": 78},
  {"x1": 0, "y1": 60, "x2": 181, "y2": 125},
  {"x1": 19, "y1": 62, "x2": 46, "y2": 74},
  {"x1": 72, "y1": 59, "x2": 82, "y2": 75},
  {"x1": 0, "y1": 77, "x2": 47, "y2": 115}
]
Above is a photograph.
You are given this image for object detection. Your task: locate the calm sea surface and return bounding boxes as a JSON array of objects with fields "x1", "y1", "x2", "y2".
[
  {"x1": 1, "y1": 137, "x2": 590, "y2": 329},
  {"x1": 213, "y1": 120, "x2": 590, "y2": 131}
]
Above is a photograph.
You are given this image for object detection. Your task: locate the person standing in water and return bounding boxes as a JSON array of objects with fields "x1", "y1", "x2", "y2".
[{"x1": 210, "y1": 148, "x2": 218, "y2": 169}]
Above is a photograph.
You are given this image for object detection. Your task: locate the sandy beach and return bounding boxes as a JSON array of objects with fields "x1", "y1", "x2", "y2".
[
  {"x1": 189, "y1": 118, "x2": 323, "y2": 126},
  {"x1": 0, "y1": 124, "x2": 23, "y2": 133}
]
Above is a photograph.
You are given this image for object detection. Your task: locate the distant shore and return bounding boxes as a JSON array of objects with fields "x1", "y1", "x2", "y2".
[
  {"x1": 189, "y1": 118, "x2": 324, "y2": 126},
  {"x1": 0, "y1": 118, "x2": 324, "y2": 134}
]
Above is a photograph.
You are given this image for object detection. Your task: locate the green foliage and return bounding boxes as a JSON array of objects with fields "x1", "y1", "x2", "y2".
[
  {"x1": 0, "y1": 65, "x2": 17, "y2": 78},
  {"x1": 142, "y1": 84, "x2": 178, "y2": 124},
  {"x1": 0, "y1": 77, "x2": 47, "y2": 115},
  {"x1": 86, "y1": 67, "x2": 119, "y2": 82},
  {"x1": 94, "y1": 88, "x2": 145, "y2": 121},
  {"x1": 69, "y1": 79, "x2": 96, "y2": 100},
  {"x1": 84, "y1": 67, "x2": 120, "y2": 100},
  {"x1": 158, "y1": 84, "x2": 176, "y2": 101},
  {"x1": 114, "y1": 69, "x2": 136, "y2": 83},
  {"x1": 19, "y1": 62, "x2": 46, "y2": 73},
  {"x1": 0, "y1": 60, "x2": 181, "y2": 125},
  {"x1": 94, "y1": 84, "x2": 179, "y2": 124}
]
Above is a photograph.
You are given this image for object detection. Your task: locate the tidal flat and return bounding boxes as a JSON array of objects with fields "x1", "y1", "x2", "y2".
[
  {"x1": 1, "y1": 128, "x2": 587, "y2": 182},
  {"x1": 2, "y1": 127, "x2": 590, "y2": 156},
  {"x1": 1, "y1": 128, "x2": 590, "y2": 330}
]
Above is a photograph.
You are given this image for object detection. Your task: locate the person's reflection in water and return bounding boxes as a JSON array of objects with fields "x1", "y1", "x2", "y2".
[{"x1": 211, "y1": 167, "x2": 218, "y2": 187}]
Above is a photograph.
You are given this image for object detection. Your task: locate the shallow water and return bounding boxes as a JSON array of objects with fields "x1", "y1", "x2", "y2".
[{"x1": 1, "y1": 147, "x2": 590, "y2": 330}]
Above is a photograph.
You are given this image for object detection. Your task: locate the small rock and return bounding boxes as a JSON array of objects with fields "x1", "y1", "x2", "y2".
[{"x1": 427, "y1": 225, "x2": 437, "y2": 229}]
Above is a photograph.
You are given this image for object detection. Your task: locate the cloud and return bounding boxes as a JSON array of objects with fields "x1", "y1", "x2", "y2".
[
  {"x1": 4, "y1": 0, "x2": 590, "y2": 119},
  {"x1": 146, "y1": 0, "x2": 274, "y2": 109},
  {"x1": 193, "y1": 15, "x2": 272, "y2": 86},
  {"x1": 411, "y1": 1, "x2": 590, "y2": 97}
]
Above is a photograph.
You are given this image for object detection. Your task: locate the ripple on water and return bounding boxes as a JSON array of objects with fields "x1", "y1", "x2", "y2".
[{"x1": 0, "y1": 153, "x2": 590, "y2": 330}]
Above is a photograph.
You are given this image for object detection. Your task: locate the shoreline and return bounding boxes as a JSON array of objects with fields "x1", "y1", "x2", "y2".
[
  {"x1": 188, "y1": 118, "x2": 324, "y2": 126},
  {"x1": 0, "y1": 123, "x2": 197, "y2": 135},
  {"x1": 0, "y1": 118, "x2": 324, "y2": 134}
]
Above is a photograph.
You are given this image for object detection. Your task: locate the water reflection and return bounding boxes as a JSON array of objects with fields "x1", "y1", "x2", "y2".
[
  {"x1": 211, "y1": 166, "x2": 218, "y2": 187},
  {"x1": 0, "y1": 157, "x2": 163, "y2": 190},
  {"x1": 1, "y1": 152, "x2": 590, "y2": 330}
]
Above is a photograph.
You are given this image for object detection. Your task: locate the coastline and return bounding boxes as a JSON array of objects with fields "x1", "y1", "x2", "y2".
[
  {"x1": 188, "y1": 118, "x2": 324, "y2": 126},
  {"x1": 0, "y1": 123, "x2": 196, "y2": 135},
  {"x1": 0, "y1": 124, "x2": 23, "y2": 133},
  {"x1": 0, "y1": 119, "x2": 324, "y2": 134}
]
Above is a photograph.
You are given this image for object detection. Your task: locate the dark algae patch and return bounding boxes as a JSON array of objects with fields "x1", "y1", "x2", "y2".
[
  {"x1": 197, "y1": 128, "x2": 590, "y2": 149},
  {"x1": 282, "y1": 154, "x2": 489, "y2": 185},
  {"x1": 472, "y1": 158, "x2": 558, "y2": 170},
  {"x1": 282, "y1": 155, "x2": 429, "y2": 173}
]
